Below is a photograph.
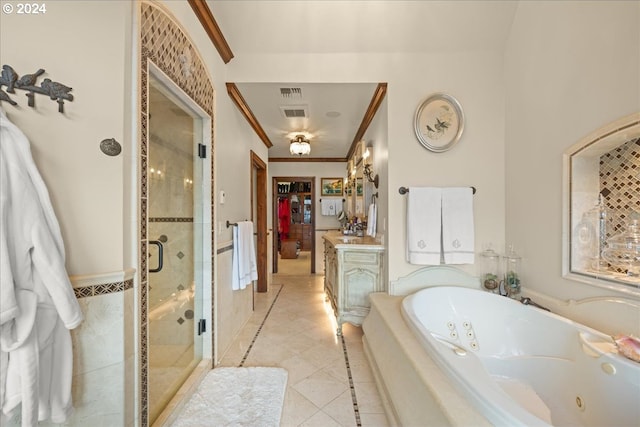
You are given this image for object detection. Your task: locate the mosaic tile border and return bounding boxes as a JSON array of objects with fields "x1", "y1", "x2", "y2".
[
  {"x1": 74, "y1": 279, "x2": 134, "y2": 299},
  {"x1": 140, "y1": 2, "x2": 216, "y2": 425},
  {"x1": 149, "y1": 217, "x2": 194, "y2": 222},
  {"x1": 341, "y1": 334, "x2": 362, "y2": 427}
]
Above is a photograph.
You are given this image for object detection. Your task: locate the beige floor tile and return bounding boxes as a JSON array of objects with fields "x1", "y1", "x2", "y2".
[
  {"x1": 292, "y1": 370, "x2": 349, "y2": 408},
  {"x1": 322, "y1": 390, "x2": 359, "y2": 426},
  {"x1": 348, "y1": 358, "x2": 375, "y2": 383},
  {"x1": 242, "y1": 342, "x2": 298, "y2": 367},
  {"x1": 279, "y1": 354, "x2": 322, "y2": 386},
  {"x1": 353, "y1": 382, "x2": 385, "y2": 414},
  {"x1": 299, "y1": 409, "x2": 343, "y2": 427},
  {"x1": 280, "y1": 387, "x2": 320, "y2": 426},
  {"x1": 298, "y1": 343, "x2": 343, "y2": 370},
  {"x1": 322, "y1": 359, "x2": 349, "y2": 384},
  {"x1": 359, "y1": 413, "x2": 390, "y2": 427}
]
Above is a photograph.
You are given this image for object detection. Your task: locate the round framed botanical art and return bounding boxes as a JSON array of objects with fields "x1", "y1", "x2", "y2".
[{"x1": 414, "y1": 93, "x2": 465, "y2": 153}]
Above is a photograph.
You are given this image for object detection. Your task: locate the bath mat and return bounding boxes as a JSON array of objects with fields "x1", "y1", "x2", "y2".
[{"x1": 171, "y1": 367, "x2": 288, "y2": 427}]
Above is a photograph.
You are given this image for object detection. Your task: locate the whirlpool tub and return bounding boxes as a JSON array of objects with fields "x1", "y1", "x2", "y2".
[{"x1": 362, "y1": 268, "x2": 639, "y2": 427}]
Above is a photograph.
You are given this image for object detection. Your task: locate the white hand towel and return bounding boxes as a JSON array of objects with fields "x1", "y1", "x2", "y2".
[
  {"x1": 321, "y1": 200, "x2": 331, "y2": 215},
  {"x1": 232, "y1": 221, "x2": 258, "y2": 290},
  {"x1": 321, "y1": 199, "x2": 341, "y2": 216},
  {"x1": 406, "y1": 187, "x2": 442, "y2": 265},
  {"x1": 442, "y1": 187, "x2": 475, "y2": 264},
  {"x1": 366, "y1": 203, "x2": 377, "y2": 237}
]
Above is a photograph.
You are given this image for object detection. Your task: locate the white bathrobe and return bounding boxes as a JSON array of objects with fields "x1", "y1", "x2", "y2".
[{"x1": 0, "y1": 109, "x2": 83, "y2": 426}]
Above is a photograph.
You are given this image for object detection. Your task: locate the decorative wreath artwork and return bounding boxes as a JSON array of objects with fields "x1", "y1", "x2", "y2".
[{"x1": 414, "y1": 93, "x2": 464, "y2": 153}]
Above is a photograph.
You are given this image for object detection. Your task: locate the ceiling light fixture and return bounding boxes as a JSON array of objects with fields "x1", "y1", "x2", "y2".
[{"x1": 290, "y1": 134, "x2": 311, "y2": 156}]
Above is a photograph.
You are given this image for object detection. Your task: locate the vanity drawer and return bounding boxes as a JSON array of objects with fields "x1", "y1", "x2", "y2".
[{"x1": 344, "y1": 250, "x2": 379, "y2": 265}]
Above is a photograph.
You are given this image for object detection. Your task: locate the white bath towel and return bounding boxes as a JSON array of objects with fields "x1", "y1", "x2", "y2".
[
  {"x1": 232, "y1": 221, "x2": 258, "y2": 290},
  {"x1": 406, "y1": 187, "x2": 442, "y2": 265},
  {"x1": 442, "y1": 187, "x2": 475, "y2": 264},
  {"x1": 366, "y1": 203, "x2": 377, "y2": 237},
  {"x1": 321, "y1": 199, "x2": 340, "y2": 216}
]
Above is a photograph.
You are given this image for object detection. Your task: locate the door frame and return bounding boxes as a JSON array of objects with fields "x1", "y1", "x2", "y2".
[
  {"x1": 250, "y1": 151, "x2": 268, "y2": 292},
  {"x1": 272, "y1": 176, "x2": 316, "y2": 274}
]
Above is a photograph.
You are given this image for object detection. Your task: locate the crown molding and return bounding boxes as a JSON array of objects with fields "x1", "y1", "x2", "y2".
[
  {"x1": 188, "y1": 0, "x2": 234, "y2": 64},
  {"x1": 226, "y1": 83, "x2": 273, "y2": 148},
  {"x1": 346, "y1": 82, "x2": 388, "y2": 160},
  {"x1": 269, "y1": 157, "x2": 348, "y2": 163}
]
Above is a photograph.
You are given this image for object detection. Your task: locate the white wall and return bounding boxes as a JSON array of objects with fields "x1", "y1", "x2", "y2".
[
  {"x1": 229, "y1": 50, "x2": 507, "y2": 284},
  {"x1": 362, "y1": 96, "x2": 389, "y2": 274},
  {"x1": 0, "y1": 0, "x2": 130, "y2": 274},
  {"x1": 504, "y1": 1, "x2": 640, "y2": 334}
]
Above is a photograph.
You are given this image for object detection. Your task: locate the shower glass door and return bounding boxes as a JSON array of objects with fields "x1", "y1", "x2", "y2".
[{"x1": 148, "y1": 76, "x2": 204, "y2": 423}]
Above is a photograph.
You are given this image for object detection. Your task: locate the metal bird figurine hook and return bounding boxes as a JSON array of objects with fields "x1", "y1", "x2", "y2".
[{"x1": 0, "y1": 65, "x2": 73, "y2": 113}]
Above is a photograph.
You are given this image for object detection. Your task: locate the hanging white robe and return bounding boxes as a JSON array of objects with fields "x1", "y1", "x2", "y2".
[{"x1": 0, "y1": 108, "x2": 83, "y2": 426}]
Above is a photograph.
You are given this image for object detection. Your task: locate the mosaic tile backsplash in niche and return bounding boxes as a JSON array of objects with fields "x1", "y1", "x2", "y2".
[{"x1": 600, "y1": 137, "x2": 640, "y2": 236}]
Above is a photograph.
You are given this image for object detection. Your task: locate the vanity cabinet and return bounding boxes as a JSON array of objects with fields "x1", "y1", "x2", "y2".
[{"x1": 323, "y1": 233, "x2": 385, "y2": 335}]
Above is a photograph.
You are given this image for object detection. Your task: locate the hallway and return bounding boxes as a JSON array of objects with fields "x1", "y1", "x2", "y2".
[{"x1": 218, "y1": 266, "x2": 389, "y2": 426}]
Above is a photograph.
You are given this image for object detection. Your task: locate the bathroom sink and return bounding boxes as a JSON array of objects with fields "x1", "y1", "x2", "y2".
[{"x1": 340, "y1": 236, "x2": 360, "y2": 243}]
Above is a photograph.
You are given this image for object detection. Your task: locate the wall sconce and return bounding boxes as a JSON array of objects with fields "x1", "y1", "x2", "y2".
[{"x1": 362, "y1": 148, "x2": 379, "y2": 188}]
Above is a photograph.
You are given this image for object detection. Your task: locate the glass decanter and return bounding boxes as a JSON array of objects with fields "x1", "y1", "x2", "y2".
[
  {"x1": 479, "y1": 246, "x2": 500, "y2": 293},
  {"x1": 602, "y1": 215, "x2": 640, "y2": 276}
]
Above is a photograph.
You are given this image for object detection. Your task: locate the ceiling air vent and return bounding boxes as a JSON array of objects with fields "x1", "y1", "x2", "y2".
[
  {"x1": 279, "y1": 87, "x2": 302, "y2": 99},
  {"x1": 280, "y1": 105, "x2": 308, "y2": 118}
]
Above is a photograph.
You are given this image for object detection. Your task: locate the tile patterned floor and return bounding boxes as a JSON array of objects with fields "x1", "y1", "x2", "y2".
[{"x1": 218, "y1": 272, "x2": 389, "y2": 427}]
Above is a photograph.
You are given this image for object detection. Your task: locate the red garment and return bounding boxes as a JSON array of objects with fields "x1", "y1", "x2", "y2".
[{"x1": 278, "y1": 197, "x2": 290, "y2": 235}]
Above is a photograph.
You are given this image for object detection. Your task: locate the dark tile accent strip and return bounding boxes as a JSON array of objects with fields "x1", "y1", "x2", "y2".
[
  {"x1": 238, "y1": 285, "x2": 284, "y2": 367},
  {"x1": 216, "y1": 244, "x2": 233, "y2": 255},
  {"x1": 341, "y1": 335, "x2": 362, "y2": 427},
  {"x1": 149, "y1": 217, "x2": 194, "y2": 222},
  {"x1": 73, "y1": 278, "x2": 134, "y2": 299}
]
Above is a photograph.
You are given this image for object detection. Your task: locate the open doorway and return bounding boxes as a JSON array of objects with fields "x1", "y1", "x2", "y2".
[{"x1": 273, "y1": 176, "x2": 315, "y2": 274}]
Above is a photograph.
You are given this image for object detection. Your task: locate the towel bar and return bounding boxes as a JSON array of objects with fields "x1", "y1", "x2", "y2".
[
  {"x1": 226, "y1": 219, "x2": 248, "y2": 228},
  {"x1": 399, "y1": 186, "x2": 476, "y2": 195}
]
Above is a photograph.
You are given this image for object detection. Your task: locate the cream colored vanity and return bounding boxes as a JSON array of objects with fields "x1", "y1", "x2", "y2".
[{"x1": 322, "y1": 232, "x2": 385, "y2": 335}]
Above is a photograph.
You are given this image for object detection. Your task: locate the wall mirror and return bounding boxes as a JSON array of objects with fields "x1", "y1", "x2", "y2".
[{"x1": 564, "y1": 113, "x2": 640, "y2": 292}]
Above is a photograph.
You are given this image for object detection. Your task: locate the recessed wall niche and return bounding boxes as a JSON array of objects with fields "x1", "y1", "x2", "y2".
[{"x1": 565, "y1": 113, "x2": 640, "y2": 291}]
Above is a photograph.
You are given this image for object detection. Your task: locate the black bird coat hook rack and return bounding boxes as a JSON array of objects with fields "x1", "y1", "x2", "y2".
[{"x1": 0, "y1": 64, "x2": 74, "y2": 113}]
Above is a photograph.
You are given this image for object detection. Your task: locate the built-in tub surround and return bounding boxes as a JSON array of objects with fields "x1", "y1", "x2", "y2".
[
  {"x1": 363, "y1": 266, "x2": 640, "y2": 427},
  {"x1": 403, "y1": 286, "x2": 639, "y2": 426}
]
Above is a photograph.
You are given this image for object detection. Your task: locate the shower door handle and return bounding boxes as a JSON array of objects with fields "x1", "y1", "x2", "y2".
[{"x1": 149, "y1": 240, "x2": 164, "y2": 273}]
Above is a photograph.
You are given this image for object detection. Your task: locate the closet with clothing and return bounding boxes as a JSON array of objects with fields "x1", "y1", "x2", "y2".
[{"x1": 276, "y1": 181, "x2": 313, "y2": 259}]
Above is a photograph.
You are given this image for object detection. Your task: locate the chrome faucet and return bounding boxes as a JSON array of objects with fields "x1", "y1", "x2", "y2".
[
  {"x1": 498, "y1": 280, "x2": 508, "y2": 297},
  {"x1": 520, "y1": 297, "x2": 550, "y2": 312}
]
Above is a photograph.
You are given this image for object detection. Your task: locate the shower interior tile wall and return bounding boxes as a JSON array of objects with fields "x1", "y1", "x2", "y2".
[{"x1": 148, "y1": 116, "x2": 195, "y2": 327}]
